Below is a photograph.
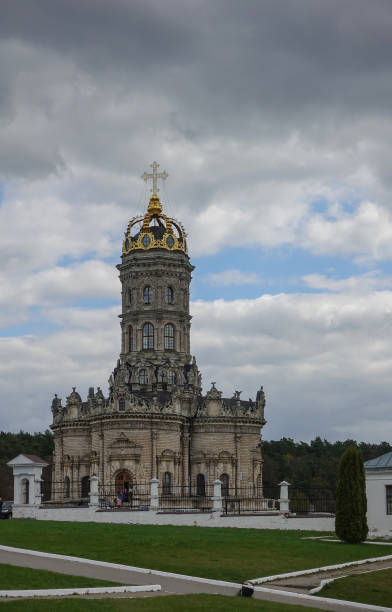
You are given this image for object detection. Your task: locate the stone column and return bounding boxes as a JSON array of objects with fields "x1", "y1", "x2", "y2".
[
  {"x1": 89, "y1": 475, "x2": 99, "y2": 507},
  {"x1": 150, "y1": 478, "x2": 159, "y2": 510},
  {"x1": 279, "y1": 480, "x2": 291, "y2": 514},
  {"x1": 212, "y1": 479, "x2": 222, "y2": 515}
]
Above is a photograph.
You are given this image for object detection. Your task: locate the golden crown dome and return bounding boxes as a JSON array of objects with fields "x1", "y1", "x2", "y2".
[
  {"x1": 122, "y1": 193, "x2": 187, "y2": 255},
  {"x1": 123, "y1": 162, "x2": 187, "y2": 255}
]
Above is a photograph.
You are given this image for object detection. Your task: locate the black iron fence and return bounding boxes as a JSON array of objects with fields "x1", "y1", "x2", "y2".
[
  {"x1": 98, "y1": 483, "x2": 150, "y2": 510},
  {"x1": 222, "y1": 486, "x2": 279, "y2": 515},
  {"x1": 41, "y1": 480, "x2": 90, "y2": 507},
  {"x1": 223, "y1": 496, "x2": 279, "y2": 514},
  {"x1": 158, "y1": 484, "x2": 213, "y2": 512},
  {"x1": 289, "y1": 486, "x2": 336, "y2": 514},
  {"x1": 39, "y1": 478, "x2": 335, "y2": 515}
]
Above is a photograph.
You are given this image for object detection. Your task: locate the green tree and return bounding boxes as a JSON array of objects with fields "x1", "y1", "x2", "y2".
[{"x1": 335, "y1": 445, "x2": 368, "y2": 543}]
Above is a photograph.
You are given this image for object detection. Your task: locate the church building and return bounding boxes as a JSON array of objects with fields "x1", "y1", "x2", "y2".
[{"x1": 50, "y1": 163, "x2": 266, "y2": 499}]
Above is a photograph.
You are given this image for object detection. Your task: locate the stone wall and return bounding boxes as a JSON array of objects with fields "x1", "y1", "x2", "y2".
[{"x1": 13, "y1": 504, "x2": 335, "y2": 531}]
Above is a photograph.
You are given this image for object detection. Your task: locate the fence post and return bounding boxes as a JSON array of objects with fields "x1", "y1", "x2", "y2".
[
  {"x1": 89, "y1": 475, "x2": 99, "y2": 507},
  {"x1": 279, "y1": 480, "x2": 291, "y2": 514},
  {"x1": 212, "y1": 479, "x2": 222, "y2": 515},
  {"x1": 150, "y1": 478, "x2": 159, "y2": 511}
]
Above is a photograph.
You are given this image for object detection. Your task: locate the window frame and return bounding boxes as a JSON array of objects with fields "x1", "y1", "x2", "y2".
[
  {"x1": 220, "y1": 473, "x2": 230, "y2": 497},
  {"x1": 143, "y1": 322, "x2": 154, "y2": 349},
  {"x1": 387, "y1": 485, "x2": 392, "y2": 515},
  {"x1": 196, "y1": 473, "x2": 206, "y2": 497},
  {"x1": 162, "y1": 471, "x2": 172, "y2": 496},
  {"x1": 165, "y1": 286, "x2": 174, "y2": 304},
  {"x1": 164, "y1": 323, "x2": 175, "y2": 350},
  {"x1": 64, "y1": 476, "x2": 71, "y2": 498},
  {"x1": 168, "y1": 369, "x2": 176, "y2": 385},
  {"x1": 139, "y1": 368, "x2": 148, "y2": 385},
  {"x1": 143, "y1": 285, "x2": 152, "y2": 305}
]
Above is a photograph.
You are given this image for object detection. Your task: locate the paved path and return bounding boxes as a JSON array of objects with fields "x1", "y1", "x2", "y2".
[{"x1": 0, "y1": 546, "x2": 391, "y2": 612}]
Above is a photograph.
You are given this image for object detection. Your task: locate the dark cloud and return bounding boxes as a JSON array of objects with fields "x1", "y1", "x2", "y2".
[{"x1": 1, "y1": 1, "x2": 392, "y2": 441}]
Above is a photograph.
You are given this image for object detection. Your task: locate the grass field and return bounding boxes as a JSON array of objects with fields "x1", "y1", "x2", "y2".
[
  {"x1": 0, "y1": 594, "x2": 326, "y2": 612},
  {"x1": 0, "y1": 563, "x2": 121, "y2": 590},
  {"x1": 316, "y1": 568, "x2": 392, "y2": 607},
  {"x1": 1, "y1": 521, "x2": 392, "y2": 583}
]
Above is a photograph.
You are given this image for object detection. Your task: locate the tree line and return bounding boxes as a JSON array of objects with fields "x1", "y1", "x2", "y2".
[
  {"x1": 262, "y1": 436, "x2": 392, "y2": 493},
  {"x1": 0, "y1": 431, "x2": 391, "y2": 500}
]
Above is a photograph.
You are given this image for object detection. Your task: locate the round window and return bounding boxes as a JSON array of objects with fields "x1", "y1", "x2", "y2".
[
  {"x1": 142, "y1": 235, "x2": 151, "y2": 248},
  {"x1": 166, "y1": 235, "x2": 175, "y2": 248}
]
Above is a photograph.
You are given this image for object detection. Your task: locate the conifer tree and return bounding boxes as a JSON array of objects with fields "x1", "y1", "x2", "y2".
[{"x1": 335, "y1": 445, "x2": 368, "y2": 543}]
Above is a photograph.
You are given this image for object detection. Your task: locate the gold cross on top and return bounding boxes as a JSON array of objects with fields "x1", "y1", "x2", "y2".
[{"x1": 141, "y1": 161, "x2": 168, "y2": 194}]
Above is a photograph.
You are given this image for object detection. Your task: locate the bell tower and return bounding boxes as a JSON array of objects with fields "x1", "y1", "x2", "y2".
[
  {"x1": 113, "y1": 162, "x2": 201, "y2": 399},
  {"x1": 51, "y1": 161, "x2": 265, "y2": 495}
]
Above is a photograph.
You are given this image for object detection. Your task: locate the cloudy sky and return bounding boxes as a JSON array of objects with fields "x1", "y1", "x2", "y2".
[{"x1": 1, "y1": 0, "x2": 392, "y2": 442}]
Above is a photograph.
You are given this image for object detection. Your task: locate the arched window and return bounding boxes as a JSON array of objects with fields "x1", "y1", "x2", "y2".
[
  {"x1": 196, "y1": 473, "x2": 206, "y2": 497},
  {"x1": 64, "y1": 476, "x2": 70, "y2": 498},
  {"x1": 165, "y1": 287, "x2": 174, "y2": 304},
  {"x1": 81, "y1": 476, "x2": 90, "y2": 498},
  {"x1": 162, "y1": 471, "x2": 172, "y2": 495},
  {"x1": 220, "y1": 473, "x2": 230, "y2": 497},
  {"x1": 127, "y1": 288, "x2": 132, "y2": 305},
  {"x1": 143, "y1": 285, "x2": 152, "y2": 304},
  {"x1": 143, "y1": 323, "x2": 154, "y2": 349},
  {"x1": 119, "y1": 398, "x2": 125, "y2": 411},
  {"x1": 168, "y1": 369, "x2": 176, "y2": 385},
  {"x1": 164, "y1": 323, "x2": 174, "y2": 350},
  {"x1": 139, "y1": 368, "x2": 148, "y2": 384},
  {"x1": 22, "y1": 478, "x2": 29, "y2": 504},
  {"x1": 128, "y1": 325, "x2": 133, "y2": 351}
]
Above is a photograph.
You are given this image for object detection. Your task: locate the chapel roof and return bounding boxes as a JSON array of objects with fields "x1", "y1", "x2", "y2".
[
  {"x1": 23, "y1": 454, "x2": 47, "y2": 463},
  {"x1": 364, "y1": 451, "x2": 392, "y2": 469}
]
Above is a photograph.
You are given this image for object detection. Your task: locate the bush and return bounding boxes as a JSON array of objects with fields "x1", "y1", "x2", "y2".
[{"x1": 335, "y1": 445, "x2": 368, "y2": 543}]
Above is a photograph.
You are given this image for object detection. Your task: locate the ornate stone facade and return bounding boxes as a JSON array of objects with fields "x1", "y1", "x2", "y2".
[{"x1": 50, "y1": 164, "x2": 266, "y2": 495}]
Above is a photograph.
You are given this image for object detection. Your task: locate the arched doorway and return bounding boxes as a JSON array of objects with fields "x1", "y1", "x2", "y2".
[
  {"x1": 115, "y1": 470, "x2": 133, "y2": 493},
  {"x1": 21, "y1": 478, "x2": 29, "y2": 504}
]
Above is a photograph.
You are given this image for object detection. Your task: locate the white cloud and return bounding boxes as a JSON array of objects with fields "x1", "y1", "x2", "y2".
[
  {"x1": 205, "y1": 269, "x2": 260, "y2": 286},
  {"x1": 301, "y1": 202, "x2": 392, "y2": 261},
  {"x1": 1, "y1": 292, "x2": 392, "y2": 442},
  {"x1": 23, "y1": 260, "x2": 119, "y2": 305},
  {"x1": 302, "y1": 271, "x2": 392, "y2": 293}
]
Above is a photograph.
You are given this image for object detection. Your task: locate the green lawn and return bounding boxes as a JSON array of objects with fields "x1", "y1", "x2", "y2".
[
  {"x1": 317, "y1": 568, "x2": 392, "y2": 608},
  {"x1": 1, "y1": 521, "x2": 392, "y2": 583},
  {"x1": 0, "y1": 563, "x2": 121, "y2": 590},
  {"x1": 0, "y1": 594, "x2": 326, "y2": 612}
]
